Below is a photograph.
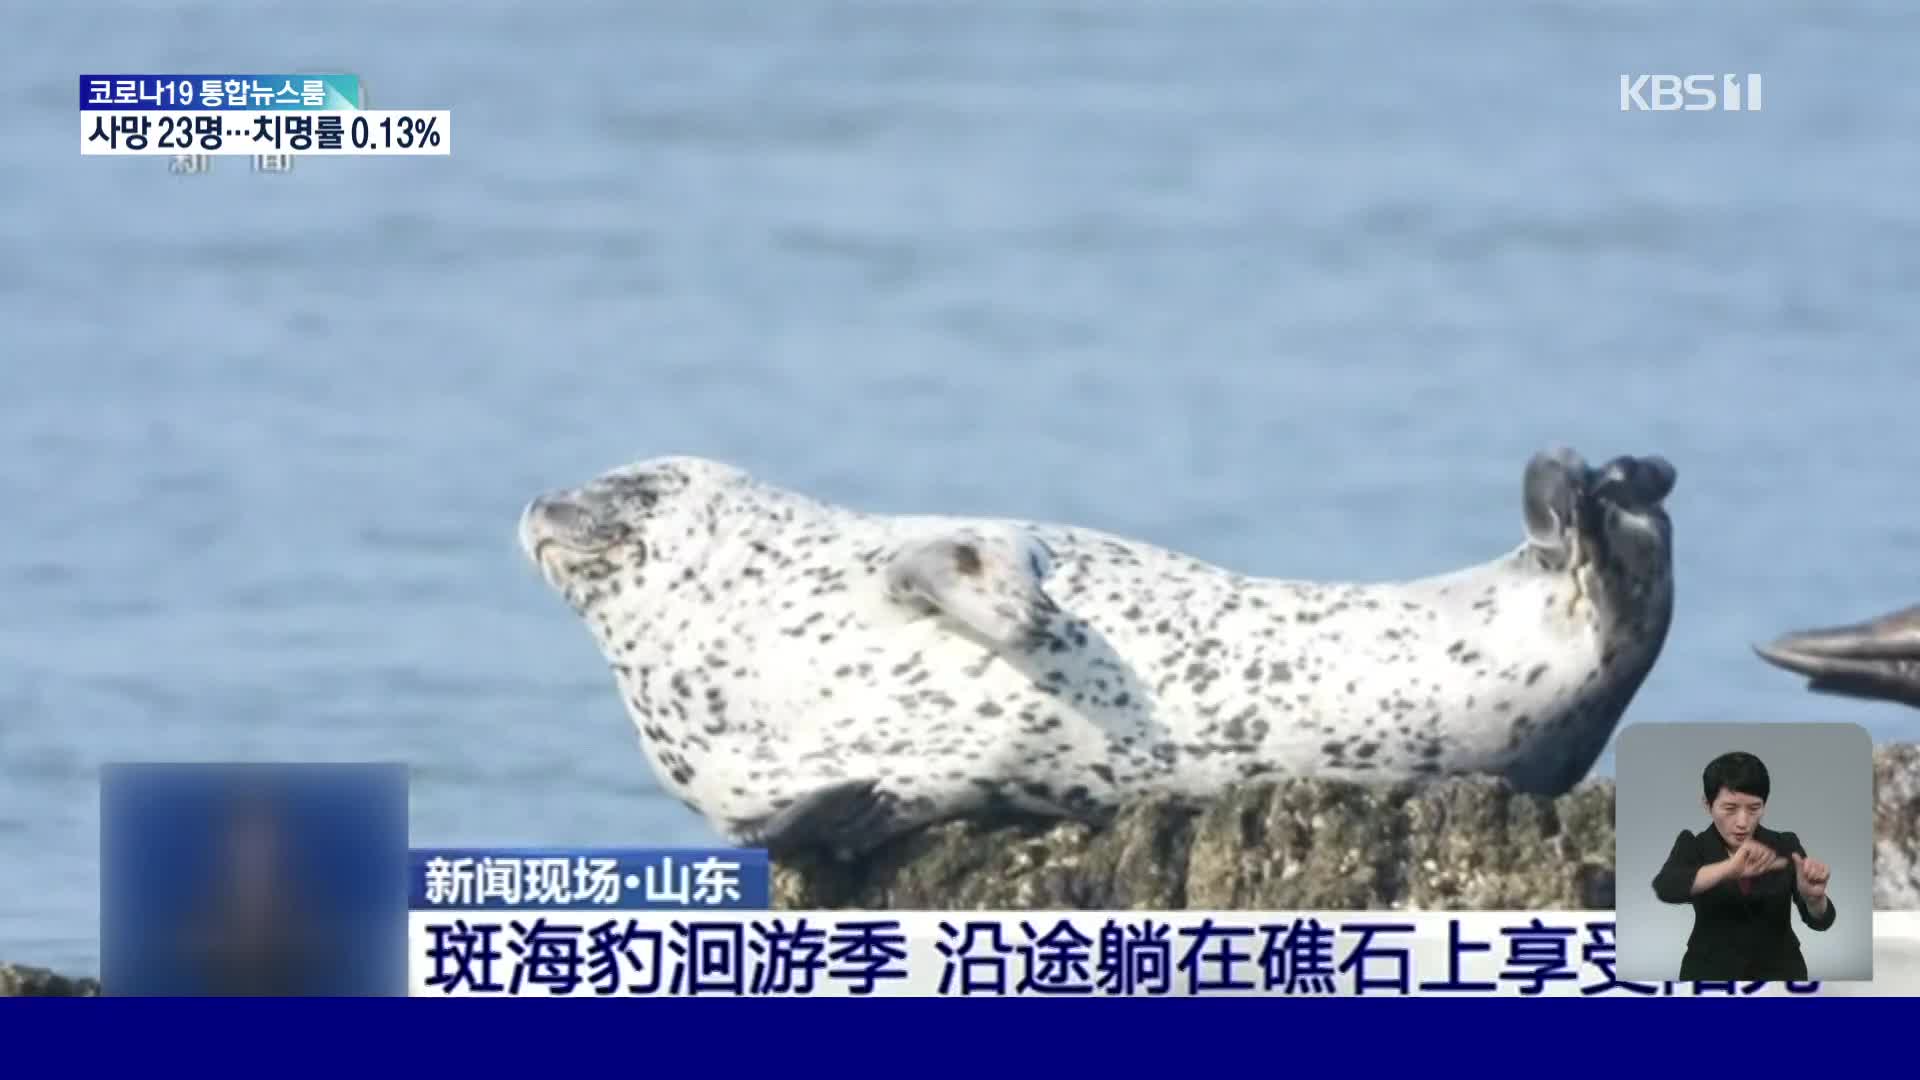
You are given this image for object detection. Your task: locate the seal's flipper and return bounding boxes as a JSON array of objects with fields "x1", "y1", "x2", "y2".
[
  {"x1": 1754, "y1": 603, "x2": 1920, "y2": 709},
  {"x1": 1522, "y1": 447, "x2": 1588, "y2": 563},
  {"x1": 883, "y1": 528, "x2": 1059, "y2": 650},
  {"x1": 726, "y1": 779, "x2": 899, "y2": 861},
  {"x1": 1604, "y1": 456, "x2": 1675, "y2": 507}
]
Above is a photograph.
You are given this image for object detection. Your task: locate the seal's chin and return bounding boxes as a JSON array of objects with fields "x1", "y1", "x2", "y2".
[
  {"x1": 517, "y1": 500, "x2": 565, "y2": 590},
  {"x1": 526, "y1": 538, "x2": 565, "y2": 589}
]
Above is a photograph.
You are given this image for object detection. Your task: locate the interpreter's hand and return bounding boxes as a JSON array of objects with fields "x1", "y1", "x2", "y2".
[
  {"x1": 1792, "y1": 852, "x2": 1830, "y2": 901},
  {"x1": 1732, "y1": 839, "x2": 1787, "y2": 879}
]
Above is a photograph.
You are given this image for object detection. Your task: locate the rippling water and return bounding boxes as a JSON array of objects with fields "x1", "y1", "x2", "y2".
[{"x1": 3, "y1": 1, "x2": 1918, "y2": 975}]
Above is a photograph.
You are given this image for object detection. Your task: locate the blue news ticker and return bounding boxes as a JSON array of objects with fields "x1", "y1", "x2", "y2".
[
  {"x1": 78, "y1": 74, "x2": 362, "y2": 111},
  {"x1": 409, "y1": 847, "x2": 771, "y2": 911}
]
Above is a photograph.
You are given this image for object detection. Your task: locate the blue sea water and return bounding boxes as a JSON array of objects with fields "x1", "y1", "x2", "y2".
[{"x1": 3, "y1": 1, "x2": 1917, "y2": 977}]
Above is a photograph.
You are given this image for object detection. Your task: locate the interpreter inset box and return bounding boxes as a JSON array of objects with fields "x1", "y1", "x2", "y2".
[
  {"x1": 99, "y1": 761, "x2": 410, "y2": 996},
  {"x1": 1613, "y1": 722, "x2": 1873, "y2": 984}
]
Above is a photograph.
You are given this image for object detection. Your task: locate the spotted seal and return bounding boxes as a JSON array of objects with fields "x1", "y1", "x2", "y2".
[
  {"x1": 1756, "y1": 603, "x2": 1920, "y2": 709},
  {"x1": 518, "y1": 445, "x2": 1677, "y2": 859}
]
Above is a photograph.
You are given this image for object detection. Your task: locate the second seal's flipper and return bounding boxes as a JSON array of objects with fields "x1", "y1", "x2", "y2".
[
  {"x1": 1754, "y1": 603, "x2": 1920, "y2": 709},
  {"x1": 725, "y1": 778, "x2": 899, "y2": 861},
  {"x1": 883, "y1": 527, "x2": 1059, "y2": 651}
]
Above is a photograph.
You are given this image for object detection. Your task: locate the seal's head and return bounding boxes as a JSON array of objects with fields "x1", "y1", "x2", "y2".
[
  {"x1": 518, "y1": 455, "x2": 749, "y2": 616},
  {"x1": 1754, "y1": 602, "x2": 1920, "y2": 709},
  {"x1": 1520, "y1": 445, "x2": 1677, "y2": 616}
]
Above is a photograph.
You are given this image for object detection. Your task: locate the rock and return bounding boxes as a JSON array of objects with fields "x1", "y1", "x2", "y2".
[
  {"x1": 0, "y1": 964, "x2": 100, "y2": 997},
  {"x1": 776, "y1": 742, "x2": 1920, "y2": 912},
  {"x1": 1877, "y1": 743, "x2": 1920, "y2": 909}
]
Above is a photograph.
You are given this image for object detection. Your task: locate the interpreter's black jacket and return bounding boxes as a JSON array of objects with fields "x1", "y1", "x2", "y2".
[{"x1": 1651, "y1": 823, "x2": 1836, "y2": 981}]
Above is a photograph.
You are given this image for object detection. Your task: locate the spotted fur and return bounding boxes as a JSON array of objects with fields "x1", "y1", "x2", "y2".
[{"x1": 518, "y1": 448, "x2": 1677, "y2": 860}]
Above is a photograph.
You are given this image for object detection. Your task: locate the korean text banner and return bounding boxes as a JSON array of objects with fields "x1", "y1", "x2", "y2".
[{"x1": 78, "y1": 75, "x2": 362, "y2": 110}]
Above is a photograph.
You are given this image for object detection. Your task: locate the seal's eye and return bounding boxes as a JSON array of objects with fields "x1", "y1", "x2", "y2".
[
  {"x1": 631, "y1": 538, "x2": 648, "y2": 566},
  {"x1": 589, "y1": 521, "x2": 632, "y2": 547},
  {"x1": 602, "y1": 472, "x2": 663, "y2": 511}
]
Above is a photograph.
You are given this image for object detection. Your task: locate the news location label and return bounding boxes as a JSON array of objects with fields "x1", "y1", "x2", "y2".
[
  {"x1": 410, "y1": 847, "x2": 771, "y2": 911},
  {"x1": 403, "y1": 908, "x2": 1920, "y2": 998}
]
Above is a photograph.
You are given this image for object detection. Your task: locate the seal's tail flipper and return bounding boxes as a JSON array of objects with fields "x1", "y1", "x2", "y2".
[
  {"x1": 882, "y1": 528, "x2": 1059, "y2": 651},
  {"x1": 725, "y1": 778, "x2": 898, "y2": 862},
  {"x1": 1753, "y1": 603, "x2": 1920, "y2": 709}
]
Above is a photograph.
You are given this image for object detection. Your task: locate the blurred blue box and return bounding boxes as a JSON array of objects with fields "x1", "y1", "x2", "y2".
[{"x1": 99, "y1": 762, "x2": 409, "y2": 996}]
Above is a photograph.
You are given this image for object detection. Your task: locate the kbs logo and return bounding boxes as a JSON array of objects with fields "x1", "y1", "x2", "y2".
[{"x1": 1619, "y1": 74, "x2": 1762, "y2": 112}]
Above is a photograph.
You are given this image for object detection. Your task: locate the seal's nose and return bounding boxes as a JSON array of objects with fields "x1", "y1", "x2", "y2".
[
  {"x1": 519, "y1": 489, "x2": 632, "y2": 556},
  {"x1": 519, "y1": 491, "x2": 585, "y2": 557},
  {"x1": 518, "y1": 495, "x2": 549, "y2": 558},
  {"x1": 530, "y1": 493, "x2": 596, "y2": 533}
]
